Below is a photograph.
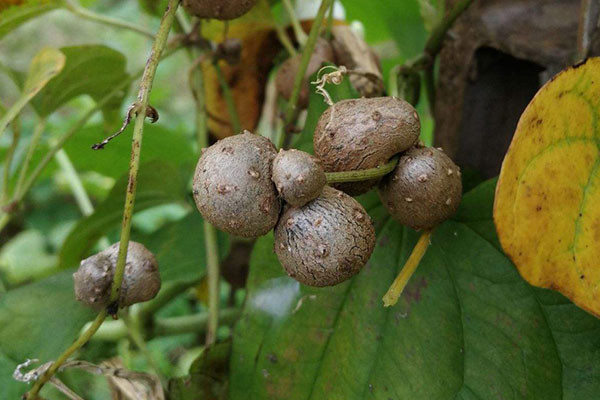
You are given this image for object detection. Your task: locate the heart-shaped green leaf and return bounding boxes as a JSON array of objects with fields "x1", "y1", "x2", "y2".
[{"x1": 228, "y1": 181, "x2": 600, "y2": 399}]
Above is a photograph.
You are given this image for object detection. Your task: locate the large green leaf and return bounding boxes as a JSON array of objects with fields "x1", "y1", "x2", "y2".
[
  {"x1": 135, "y1": 211, "x2": 230, "y2": 282},
  {"x1": 0, "y1": 269, "x2": 95, "y2": 399},
  {"x1": 228, "y1": 181, "x2": 600, "y2": 399},
  {"x1": 31, "y1": 45, "x2": 130, "y2": 120},
  {"x1": 59, "y1": 160, "x2": 190, "y2": 268},
  {"x1": 0, "y1": 1, "x2": 61, "y2": 39}
]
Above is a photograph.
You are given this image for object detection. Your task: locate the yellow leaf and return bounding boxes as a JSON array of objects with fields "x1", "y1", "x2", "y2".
[
  {"x1": 201, "y1": 0, "x2": 281, "y2": 139},
  {"x1": 494, "y1": 57, "x2": 600, "y2": 317}
]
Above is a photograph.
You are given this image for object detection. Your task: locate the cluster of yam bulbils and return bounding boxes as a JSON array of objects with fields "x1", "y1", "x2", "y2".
[
  {"x1": 193, "y1": 94, "x2": 462, "y2": 289},
  {"x1": 72, "y1": 0, "x2": 462, "y2": 311}
]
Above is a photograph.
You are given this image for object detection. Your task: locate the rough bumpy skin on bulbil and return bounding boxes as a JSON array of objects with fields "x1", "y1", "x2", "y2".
[
  {"x1": 73, "y1": 241, "x2": 160, "y2": 309},
  {"x1": 275, "y1": 38, "x2": 335, "y2": 109},
  {"x1": 274, "y1": 186, "x2": 375, "y2": 287},
  {"x1": 183, "y1": 0, "x2": 256, "y2": 20},
  {"x1": 314, "y1": 96, "x2": 420, "y2": 195},
  {"x1": 193, "y1": 131, "x2": 280, "y2": 238},
  {"x1": 272, "y1": 149, "x2": 326, "y2": 207},
  {"x1": 378, "y1": 147, "x2": 462, "y2": 230}
]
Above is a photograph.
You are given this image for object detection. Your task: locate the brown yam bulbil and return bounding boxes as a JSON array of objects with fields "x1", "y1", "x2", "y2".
[
  {"x1": 73, "y1": 242, "x2": 160, "y2": 309},
  {"x1": 274, "y1": 186, "x2": 375, "y2": 287},
  {"x1": 378, "y1": 147, "x2": 462, "y2": 230},
  {"x1": 272, "y1": 149, "x2": 326, "y2": 207},
  {"x1": 314, "y1": 96, "x2": 421, "y2": 195},
  {"x1": 182, "y1": 0, "x2": 256, "y2": 20},
  {"x1": 193, "y1": 131, "x2": 280, "y2": 238},
  {"x1": 275, "y1": 38, "x2": 335, "y2": 109}
]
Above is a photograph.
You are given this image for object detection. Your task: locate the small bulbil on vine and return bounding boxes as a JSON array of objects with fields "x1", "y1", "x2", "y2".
[
  {"x1": 274, "y1": 186, "x2": 375, "y2": 287},
  {"x1": 272, "y1": 149, "x2": 326, "y2": 207},
  {"x1": 314, "y1": 96, "x2": 420, "y2": 195},
  {"x1": 182, "y1": 0, "x2": 256, "y2": 20},
  {"x1": 378, "y1": 146, "x2": 462, "y2": 230},
  {"x1": 193, "y1": 131, "x2": 280, "y2": 238},
  {"x1": 73, "y1": 241, "x2": 160, "y2": 309},
  {"x1": 275, "y1": 38, "x2": 335, "y2": 109}
]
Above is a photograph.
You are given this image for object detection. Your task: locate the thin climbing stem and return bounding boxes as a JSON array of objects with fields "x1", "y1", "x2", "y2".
[
  {"x1": 63, "y1": 0, "x2": 155, "y2": 39},
  {"x1": 273, "y1": 18, "x2": 298, "y2": 56},
  {"x1": 282, "y1": 0, "x2": 307, "y2": 46},
  {"x1": 325, "y1": 0, "x2": 335, "y2": 39},
  {"x1": 392, "y1": 0, "x2": 474, "y2": 108},
  {"x1": 383, "y1": 229, "x2": 433, "y2": 307},
  {"x1": 121, "y1": 313, "x2": 163, "y2": 381},
  {"x1": 279, "y1": 0, "x2": 333, "y2": 149},
  {"x1": 193, "y1": 57, "x2": 221, "y2": 346},
  {"x1": 54, "y1": 149, "x2": 111, "y2": 248},
  {"x1": 24, "y1": 3, "x2": 180, "y2": 397},
  {"x1": 91, "y1": 308, "x2": 241, "y2": 341},
  {"x1": 14, "y1": 119, "x2": 46, "y2": 199},
  {"x1": 2, "y1": 119, "x2": 20, "y2": 204},
  {"x1": 423, "y1": 0, "x2": 474, "y2": 58},
  {"x1": 203, "y1": 222, "x2": 220, "y2": 346},
  {"x1": 108, "y1": 0, "x2": 180, "y2": 309},
  {"x1": 326, "y1": 157, "x2": 398, "y2": 184},
  {"x1": 214, "y1": 61, "x2": 242, "y2": 133},
  {"x1": 26, "y1": 310, "x2": 108, "y2": 398},
  {"x1": 54, "y1": 150, "x2": 94, "y2": 217}
]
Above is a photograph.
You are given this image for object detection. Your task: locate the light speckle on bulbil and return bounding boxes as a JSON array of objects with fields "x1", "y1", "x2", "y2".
[
  {"x1": 182, "y1": 0, "x2": 256, "y2": 20},
  {"x1": 272, "y1": 149, "x2": 326, "y2": 207},
  {"x1": 274, "y1": 186, "x2": 375, "y2": 287},
  {"x1": 314, "y1": 96, "x2": 421, "y2": 195},
  {"x1": 378, "y1": 146, "x2": 462, "y2": 230},
  {"x1": 73, "y1": 241, "x2": 160, "y2": 310},
  {"x1": 193, "y1": 131, "x2": 280, "y2": 238}
]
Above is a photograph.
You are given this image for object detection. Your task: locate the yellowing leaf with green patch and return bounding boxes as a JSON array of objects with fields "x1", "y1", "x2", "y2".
[{"x1": 494, "y1": 57, "x2": 600, "y2": 317}]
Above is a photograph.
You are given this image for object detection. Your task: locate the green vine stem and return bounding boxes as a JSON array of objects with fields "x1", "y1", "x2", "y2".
[
  {"x1": 14, "y1": 119, "x2": 46, "y2": 199},
  {"x1": 273, "y1": 16, "x2": 298, "y2": 57},
  {"x1": 108, "y1": 0, "x2": 180, "y2": 312},
  {"x1": 92, "y1": 308, "x2": 240, "y2": 341},
  {"x1": 423, "y1": 0, "x2": 474, "y2": 58},
  {"x1": 281, "y1": 0, "x2": 307, "y2": 46},
  {"x1": 193, "y1": 52, "x2": 222, "y2": 347},
  {"x1": 63, "y1": 0, "x2": 155, "y2": 39},
  {"x1": 279, "y1": 0, "x2": 334, "y2": 149},
  {"x1": 121, "y1": 313, "x2": 163, "y2": 382},
  {"x1": 24, "y1": 2, "x2": 180, "y2": 397},
  {"x1": 1, "y1": 118, "x2": 20, "y2": 204},
  {"x1": 138, "y1": 278, "x2": 202, "y2": 326},
  {"x1": 325, "y1": 156, "x2": 398, "y2": 184},
  {"x1": 54, "y1": 148, "x2": 111, "y2": 249},
  {"x1": 26, "y1": 310, "x2": 108, "y2": 398},
  {"x1": 214, "y1": 61, "x2": 242, "y2": 134},
  {"x1": 203, "y1": 221, "x2": 220, "y2": 346}
]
